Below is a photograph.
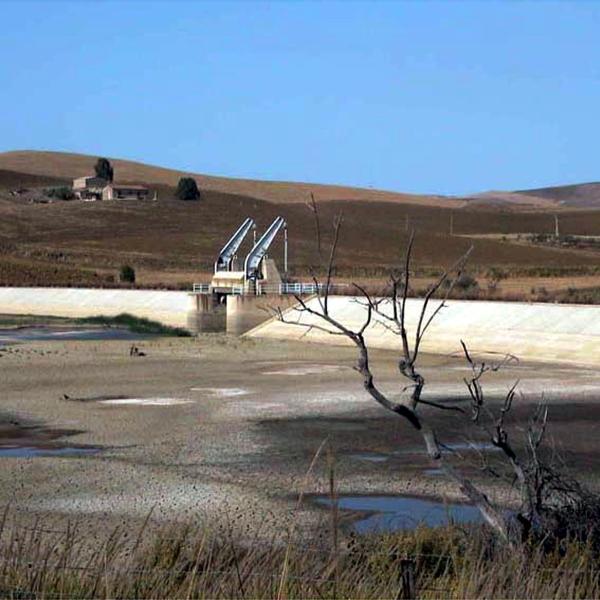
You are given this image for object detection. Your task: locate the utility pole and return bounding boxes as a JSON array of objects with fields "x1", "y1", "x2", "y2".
[
  {"x1": 283, "y1": 225, "x2": 288, "y2": 274},
  {"x1": 450, "y1": 211, "x2": 454, "y2": 236},
  {"x1": 554, "y1": 215, "x2": 560, "y2": 238}
]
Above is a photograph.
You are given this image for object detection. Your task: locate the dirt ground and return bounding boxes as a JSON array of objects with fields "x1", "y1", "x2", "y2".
[{"x1": 1, "y1": 333, "x2": 600, "y2": 541}]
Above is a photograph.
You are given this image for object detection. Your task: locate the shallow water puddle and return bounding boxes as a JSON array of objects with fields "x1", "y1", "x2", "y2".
[
  {"x1": 315, "y1": 495, "x2": 483, "y2": 533},
  {"x1": 0, "y1": 327, "x2": 150, "y2": 345},
  {"x1": 0, "y1": 446, "x2": 101, "y2": 458}
]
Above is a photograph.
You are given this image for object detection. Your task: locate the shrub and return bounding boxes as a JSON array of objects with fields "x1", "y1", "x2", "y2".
[
  {"x1": 78, "y1": 313, "x2": 190, "y2": 336},
  {"x1": 175, "y1": 177, "x2": 201, "y2": 201},
  {"x1": 486, "y1": 267, "x2": 507, "y2": 291},
  {"x1": 453, "y1": 273, "x2": 479, "y2": 292},
  {"x1": 119, "y1": 264, "x2": 136, "y2": 283},
  {"x1": 45, "y1": 186, "x2": 75, "y2": 200}
]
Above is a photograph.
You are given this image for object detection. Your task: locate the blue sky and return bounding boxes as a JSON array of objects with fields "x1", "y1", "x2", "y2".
[{"x1": 1, "y1": 1, "x2": 599, "y2": 195}]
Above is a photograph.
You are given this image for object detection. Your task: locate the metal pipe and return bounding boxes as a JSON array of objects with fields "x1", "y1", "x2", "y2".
[
  {"x1": 244, "y1": 216, "x2": 286, "y2": 280},
  {"x1": 214, "y1": 217, "x2": 256, "y2": 273}
]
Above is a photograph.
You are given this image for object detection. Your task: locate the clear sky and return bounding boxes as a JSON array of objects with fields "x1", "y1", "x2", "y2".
[{"x1": 1, "y1": 1, "x2": 598, "y2": 195}]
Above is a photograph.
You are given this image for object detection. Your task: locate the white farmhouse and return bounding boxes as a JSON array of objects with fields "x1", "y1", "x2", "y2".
[
  {"x1": 71, "y1": 175, "x2": 151, "y2": 201},
  {"x1": 102, "y1": 184, "x2": 150, "y2": 200},
  {"x1": 72, "y1": 176, "x2": 108, "y2": 200}
]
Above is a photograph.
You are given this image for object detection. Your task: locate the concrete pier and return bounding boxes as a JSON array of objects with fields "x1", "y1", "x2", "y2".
[{"x1": 187, "y1": 293, "x2": 226, "y2": 333}]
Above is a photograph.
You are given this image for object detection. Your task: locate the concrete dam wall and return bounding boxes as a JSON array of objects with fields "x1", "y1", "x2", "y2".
[
  {"x1": 247, "y1": 296, "x2": 600, "y2": 367},
  {"x1": 0, "y1": 287, "x2": 194, "y2": 329},
  {"x1": 0, "y1": 287, "x2": 288, "y2": 334}
]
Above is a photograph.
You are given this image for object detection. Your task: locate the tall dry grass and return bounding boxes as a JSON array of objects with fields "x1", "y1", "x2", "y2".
[{"x1": 1, "y1": 507, "x2": 599, "y2": 599}]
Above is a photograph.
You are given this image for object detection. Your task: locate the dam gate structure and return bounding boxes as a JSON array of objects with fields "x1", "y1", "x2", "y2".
[{"x1": 188, "y1": 216, "x2": 326, "y2": 335}]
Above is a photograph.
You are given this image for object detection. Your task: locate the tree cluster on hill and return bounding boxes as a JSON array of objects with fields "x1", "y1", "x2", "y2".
[{"x1": 94, "y1": 158, "x2": 114, "y2": 182}]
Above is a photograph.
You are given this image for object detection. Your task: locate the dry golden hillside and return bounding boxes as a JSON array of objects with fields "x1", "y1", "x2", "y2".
[
  {"x1": 0, "y1": 150, "x2": 464, "y2": 207},
  {"x1": 3, "y1": 149, "x2": 600, "y2": 296}
]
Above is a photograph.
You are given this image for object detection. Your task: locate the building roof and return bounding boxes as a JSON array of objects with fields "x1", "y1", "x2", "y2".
[{"x1": 73, "y1": 175, "x2": 108, "y2": 189}]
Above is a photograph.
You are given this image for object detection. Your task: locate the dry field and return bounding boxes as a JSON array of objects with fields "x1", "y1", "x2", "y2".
[
  {"x1": 1, "y1": 328, "x2": 599, "y2": 599},
  {"x1": 3, "y1": 332, "x2": 600, "y2": 537},
  {"x1": 2, "y1": 151, "x2": 600, "y2": 295}
]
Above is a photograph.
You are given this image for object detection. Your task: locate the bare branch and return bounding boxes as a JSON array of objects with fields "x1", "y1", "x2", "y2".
[
  {"x1": 307, "y1": 192, "x2": 322, "y2": 261},
  {"x1": 324, "y1": 212, "x2": 343, "y2": 315}
]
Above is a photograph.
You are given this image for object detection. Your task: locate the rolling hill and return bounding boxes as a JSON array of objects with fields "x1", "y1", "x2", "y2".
[
  {"x1": 3, "y1": 149, "x2": 599, "y2": 210},
  {"x1": 516, "y1": 182, "x2": 600, "y2": 208},
  {"x1": 469, "y1": 183, "x2": 600, "y2": 210},
  {"x1": 0, "y1": 168, "x2": 68, "y2": 189},
  {"x1": 0, "y1": 150, "x2": 462, "y2": 207},
  {"x1": 2, "y1": 149, "x2": 600, "y2": 296}
]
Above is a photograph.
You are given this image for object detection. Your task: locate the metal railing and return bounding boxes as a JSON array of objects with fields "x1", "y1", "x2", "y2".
[
  {"x1": 256, "y1": 283, "x2": 320, "y2": 295},
  {"x1": 192, "y1": 282, "x2": 348, "y2": 296}
]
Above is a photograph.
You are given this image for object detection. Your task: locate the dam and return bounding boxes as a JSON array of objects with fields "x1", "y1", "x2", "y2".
[
  {"x1": 1, "y1": 286, "x2": 600, "y2": 367},
  {"x1": 247, "y1": 295, "x2": 600, "y2": 368},
  {"x1": 2, "y1": 219, "x2": 600, "y2": 365}
]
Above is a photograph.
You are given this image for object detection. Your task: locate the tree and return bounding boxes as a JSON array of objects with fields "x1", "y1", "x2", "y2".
[
  {"x1": 273, "y1": 202, "x2": 595, "y2": 547},
  {"x1": 175, "y1": 177, "x2": 201, "y2": 201},
  {"x1": 119, "y1": 264, "x2": 135, "y2": 284},
  {"x1": 94, "y1": 158, "x2": 114, "y2": 182}
]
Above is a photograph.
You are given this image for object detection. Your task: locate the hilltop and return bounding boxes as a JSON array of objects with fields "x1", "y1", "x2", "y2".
[
  {"x1": 0, "y1": 150, "x2": 461, "y2": 208},
  {"x1": 517, "y1": 182, "x2": 600, "y2": 208},
  {"x1": 469, "y1": 182, "x2": 600, "y2": 210},
  {"x1": 3, "y1": 150, "x2": 600, "y2": 211}
]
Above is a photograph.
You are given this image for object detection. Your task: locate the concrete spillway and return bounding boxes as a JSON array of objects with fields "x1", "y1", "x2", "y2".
[{"x1": 246, "y1": 296, "x2": 600, "y2": 367}]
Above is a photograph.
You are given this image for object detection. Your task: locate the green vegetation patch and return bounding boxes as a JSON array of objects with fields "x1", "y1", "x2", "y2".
[{"x1": 77, "y1": 313, "x2": 191, "y2": 337}]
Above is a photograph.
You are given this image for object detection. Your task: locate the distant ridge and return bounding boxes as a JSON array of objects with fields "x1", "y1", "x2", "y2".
[
  {"x1": 516, "y1": 182, "x2": 600, "y2": 208},
  {"x1": 468, "y1": 181, "x2": 600, "y2": 210}
]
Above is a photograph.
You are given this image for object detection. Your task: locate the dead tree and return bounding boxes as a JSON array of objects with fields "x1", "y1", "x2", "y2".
[
  {"x1": 274, "y1": 209, "x2": 518, "y2": 541},
  {"x1": 275, "y1": 205, "x2": 598, "y2": 546}
]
